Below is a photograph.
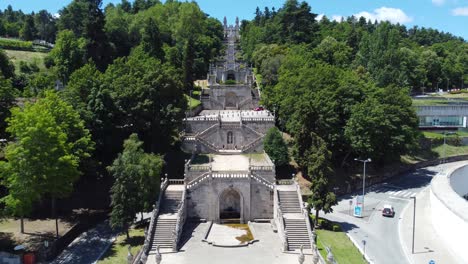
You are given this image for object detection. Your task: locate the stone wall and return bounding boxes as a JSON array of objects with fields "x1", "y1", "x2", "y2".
[
  {"x1": 186, "y1": 179, "x2": 273, "y2": 222},
  {"x1": 430, "y1": 162, "x2": 468, "y2": 262}
]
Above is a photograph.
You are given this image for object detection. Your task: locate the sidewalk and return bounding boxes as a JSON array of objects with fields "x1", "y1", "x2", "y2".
[
  {"x1": 399, "y1": 187, "x2": 458, "y2": 264},
  {"x1": 50, "y1": 221, "x2": 116, "y2": 264}
]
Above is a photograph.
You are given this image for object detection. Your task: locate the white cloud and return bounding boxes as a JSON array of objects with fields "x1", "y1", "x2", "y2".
[
  {"x1": 53, "y1": 13, "x2": 60, "y2": 19},
  {"x1": 354, "y1": 7, "x2": 413, "y2": 24},
  {"x1": 432, "y1": 0, "x2": 445, "y2": 6},
  {"x1": 452, "y1": 7, "x2": 468, "y2": 16},
  {"x1": 332, "y1": 15, "x2": 344, "y2": 22},
  {"x1": 316, "y1": 14, "x2": 324, "y2": 21}
]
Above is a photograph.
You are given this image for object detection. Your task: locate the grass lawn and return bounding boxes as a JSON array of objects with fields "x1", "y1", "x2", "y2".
[
  {"x1": 422, "y1": 130, "x2": 468, "y2": 138},
  {"x1": 97, "y1": 227, "x2": 145, "y2": 264},
  {"x1": 4, "y1": 49, "x2": 48, "y2": 73},
  {"x1": 316, "y1": 229, "x2": 366, "y2": 264},
  {"x1": 185, "y1": 94, "x2": 201, "y2": 110},
  {"x1": 432, "y1": 144, "x2": 468, "y2": 157}
]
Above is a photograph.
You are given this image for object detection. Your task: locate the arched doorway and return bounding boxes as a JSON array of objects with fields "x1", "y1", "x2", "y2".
[
  {"x1": 219, "y1": 188, "x2": 242, "y2": 223},
  {"x1": 227, "y1": 70, "x2": 236, "y2": 81}
]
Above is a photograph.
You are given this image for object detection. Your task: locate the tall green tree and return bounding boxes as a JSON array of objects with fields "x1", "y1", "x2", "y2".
[
  {"x1": 102, "y1": 48, "x2": 186, "y2": 153},
  {"x1": 294, "y1": 132, "x2": 337, "y2": 226},
  {"x1": 141, "y1": 17, "x2": 164, "y2": 60},
  {"x1": 20, "y1": 16, "x2": 37, "y2": 41},
  {"x1": 108, "y1": 133, "x2": 163, "y2": 238},
  {"x1": 263, "y1": 127, "x2": 289, "y2": 166},
  {"x1": 0, "y1": 76, "x2": 16, "y2": 139},
  {"x1": 0, "y1": 91, "x2": 93, "y2": 236},
  {"x1": 50, "y1": 30, "x2": 86, "y2": 83},
  {"x1": 345, "y1": 86, "x2": 419, "y2": 164},
  {"x1": 0, "y1": 49, "x2": 15, "y2": 80}
]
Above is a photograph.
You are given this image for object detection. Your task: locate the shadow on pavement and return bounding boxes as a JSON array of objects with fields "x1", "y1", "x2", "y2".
[{"x1": 178, "y1": 221, "x2": 201, "y2": 248}]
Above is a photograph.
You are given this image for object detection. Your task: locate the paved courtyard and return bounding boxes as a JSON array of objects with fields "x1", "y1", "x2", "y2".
[{"x1": 146, "y1": 222, "x2": 314, "y2": 264}]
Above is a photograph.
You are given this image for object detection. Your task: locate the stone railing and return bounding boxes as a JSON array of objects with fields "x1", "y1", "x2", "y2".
[
  {"x1": 172, "y1": 186, "x2": 187, "y2": 252},
  {"x1": 238, "y1": 97, "x2": 251, "y2": 109},
  {"x1": 211, "y1": 172, "x2": 250, "y2": 179},
  {"x1": 187, "y1": 172, "x2": 211, "y2": 189},
  {"x1": 296, "y1": 180, "x2": 315, "y2": 251},
  {"x1": 197, "y1": 123, "x2": 219, "y2": 138},
  {"x1": 242, "y1": 117, "x2": 275, "y2": 122},
  {"x1": 221, "y1": 122, "x2": 242, "y2": 128},
  {"x1": 275, "y1": 189, "x2": 288, "y2": 252},
  {"x1": 250, "y1": 165, "x2": 275, "y2": 172},
  {"x1": 197, "y1": 137, "x2": 218, "y2": 152},
  {"x1": 188, "y1": 165, "x2": 211, "y2": 172},
  {"x1": 242, "y1": 136, "x2": 263, "y2": 153},
  {"x1": 169, "y1": 179, "x2": 185, "y2": 185},
  {"x1": 242, "y1": 123, "x2": 264, "y2": 137},
  {"x1": 251, "y1": 173, "x2": 274, "y2": 189},
  {"x1": 186, "y1": 116, "x2": 218, "y2": 122},
  {"x1": 137, "y1": 177, "x2": 169, "y2": 263},
  {"x1": 276, "y1": 179, "x2": 294, "y2": 185}
]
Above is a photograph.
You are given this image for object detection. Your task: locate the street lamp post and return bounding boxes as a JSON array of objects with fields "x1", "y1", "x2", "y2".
[
  {"x1": 355, "y1": 158, "x2": 371, "y2": 213},
  {"x1": 410, "y1": 196, "x2": 416, "y2": 254}
]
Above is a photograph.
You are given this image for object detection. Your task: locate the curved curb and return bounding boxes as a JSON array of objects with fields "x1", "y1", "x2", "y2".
[
  {"x1": 397, "y1": 188, "x2": 419, "y2": 264},
  {"x1": 344, "y1": 232, "x2": 374, "y2": 264}
]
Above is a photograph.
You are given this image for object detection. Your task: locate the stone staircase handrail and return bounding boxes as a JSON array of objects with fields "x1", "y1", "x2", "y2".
[
  {"x1": 277, "y1": 179, "x2": 294, "y2": 185},
  {"x1": 196, "y1": 123, "x2": 219, "y2": 138},
  {"x1": 138, "y1": 177, "x2": 169, "y2": 263},
  {"x1": 242, "y1": 136, "x2": 263, "y2": 152},
  {"x1": 197, "y1": 136, "x2": 218, "y2": 152},
  {"x1": 250, "y1": 165, "x2": 274, "y2": 171},
  {"x1": 294, "y1": 180, "x2": 315, "y2": 252},
  {"x1": 188, "y1": 165, "x2": 211, "y2": 171},
  {"x1": 168, "y1": 179, "x2": 185, "y2": 185},
  {"x1": 237, "y1": 97, "x2": 251, "y2": 109},
  {"x1": 187, "y1": 172, "x2": 211, "y2": 189},
  {"x1": 172, "y1": 186, "x2": 187, "y2": 251},
  {"x1": 251, "y1": 172, "x2": 274, "y2": 189},
  {"x1": 242, "y1": 123, "x2": 264, "y2": 137},
  {"x1": 275, "y1": 188, "x2": 288, "y2": 252}
]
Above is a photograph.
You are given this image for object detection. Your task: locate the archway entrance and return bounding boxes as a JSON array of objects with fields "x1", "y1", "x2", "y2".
[
  {"x1": 227, "y1": 70, "x2": 236, "y2": 81},
  {"x1": 219, "y1": 188, "x2": 242, "y2": 223}
]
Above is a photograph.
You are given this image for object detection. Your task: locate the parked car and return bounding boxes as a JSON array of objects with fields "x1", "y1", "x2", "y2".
[
  {"x1": 382, "y1": 204, "x2": 395, "y2": 217},
  {"x1": 254, "y1": 106, "x2": 264, "y2": 111}
]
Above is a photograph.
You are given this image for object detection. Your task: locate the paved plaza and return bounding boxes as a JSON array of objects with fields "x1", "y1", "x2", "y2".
[{"x1": 146, "y1": 222, "x2": 314, "y2": 264}]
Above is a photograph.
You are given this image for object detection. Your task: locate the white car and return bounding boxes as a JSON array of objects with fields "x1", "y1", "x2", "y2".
[{"x1": 382, "y1": 204, "x2": 395, "y2": 217}]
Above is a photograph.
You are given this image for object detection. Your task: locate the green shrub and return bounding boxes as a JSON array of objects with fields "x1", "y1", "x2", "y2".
[
  {"x1": 0, "y1": 38, "x2": 33, "y2": 51},
  {"x1": 224, "y1": 79, "x2": 237, "y2": 85},
  {"x1": 332, "y1": 224, "x2": 341, "y2": 232}
]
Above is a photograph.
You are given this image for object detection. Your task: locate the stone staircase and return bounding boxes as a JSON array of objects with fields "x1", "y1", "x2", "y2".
[
  {"x1": 150, "y1": 188, "x2": 184, "y2": 251},
  {"x1": 277, "y1": 189, "x2": 312, "y2": 251},
  {"x1": 278, "y1": 191, "x2": 302, "y2": 214},
  {"x1": 284, "y1": 218, "x2": 311, "y2": 250}
]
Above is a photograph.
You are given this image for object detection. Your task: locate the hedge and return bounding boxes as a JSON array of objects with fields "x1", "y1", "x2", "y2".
[{"x1": 0, "y1": 38, "x2": 34, "y2": 51}]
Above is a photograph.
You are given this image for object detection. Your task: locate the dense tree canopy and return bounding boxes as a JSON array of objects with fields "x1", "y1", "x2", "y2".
[
  {"x1": 0, "y1": 91, "x2": 93, "y2": 218},
  {"x1": 264, "y1": 127, "x2": 289, "y2": 167},
  {"x1": 108, "y1": 133, "x2": 163, "y2": 237}
]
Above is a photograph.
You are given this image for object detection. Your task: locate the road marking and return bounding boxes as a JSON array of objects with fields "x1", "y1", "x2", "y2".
[
  {"x1": 388, "y1": 191, "x2": 397, "y2": 195},
  {"x1": 395, "y1": 190, "x2": 403, "y2": 195},
  {"x1": 389, "y1": 196, "x2": 409, "y2": 201},
  {"x1": 400, "y1": 191, "x2": 410, "y2": 197}
]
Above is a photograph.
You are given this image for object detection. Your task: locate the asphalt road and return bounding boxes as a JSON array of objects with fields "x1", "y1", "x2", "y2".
[
  {"x1": 322, "y1": 164, "x2": 443, "y2": 264},
  {"x1": 49, "y1": 221, "x2": 116, "y2": 264}
]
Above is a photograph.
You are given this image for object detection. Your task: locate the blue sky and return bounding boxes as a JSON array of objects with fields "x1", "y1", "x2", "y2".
[{"x1": 1, "y1": 0, "x2": 467, "y2": 39}]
